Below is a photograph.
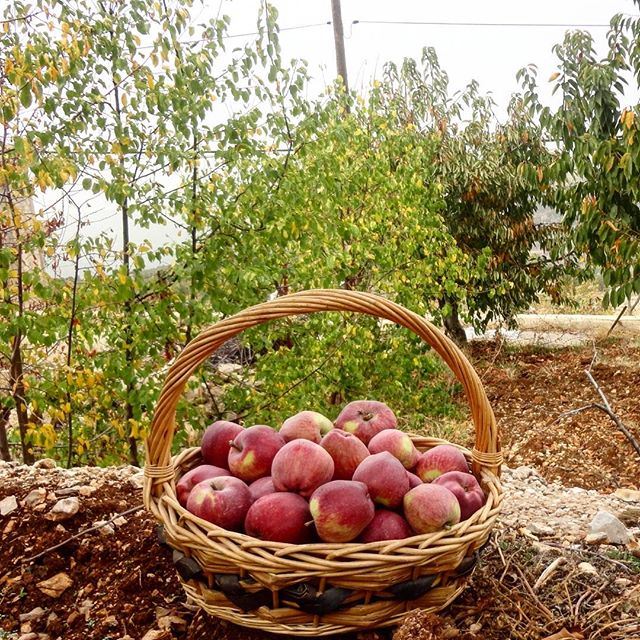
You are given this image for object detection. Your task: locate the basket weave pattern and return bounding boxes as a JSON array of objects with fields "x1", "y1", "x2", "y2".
[{"x1": 144, "y1": 290, "x2": 503, "y2": 635}]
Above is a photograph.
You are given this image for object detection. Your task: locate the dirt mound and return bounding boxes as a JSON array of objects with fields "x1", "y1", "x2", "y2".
[
  {"x1": 469, "y1": 341, "x2": 640, "y2": 491},
  {"x1": 1, "y1": 462, "x2": 638, "y2": 640}
]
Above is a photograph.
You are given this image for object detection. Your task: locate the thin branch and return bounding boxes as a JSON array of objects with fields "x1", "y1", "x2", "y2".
[
  {"x1": 22, "y1": 505, "x2": 143, "y2": 564},
  {"x1": 584, "y1": 369, "x2": 640, "y2": 458}
]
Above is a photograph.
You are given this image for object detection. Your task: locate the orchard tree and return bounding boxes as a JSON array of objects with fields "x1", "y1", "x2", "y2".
[
  {"x1": 519, "y1": 11, "x2": 640, "y2": 308},
  {"x1": 380, "y1": 48, "x2": 579, "y2": 340}
]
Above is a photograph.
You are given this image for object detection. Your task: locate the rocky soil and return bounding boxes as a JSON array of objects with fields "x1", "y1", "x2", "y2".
[{"x1": 0, "y1": 460, "x2": 638, "y2": 640}]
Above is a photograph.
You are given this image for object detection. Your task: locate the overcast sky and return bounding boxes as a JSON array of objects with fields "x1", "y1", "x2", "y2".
[
  {"x1": 224, "y1": 0, "x2": 638, "y2": 114},
  {"x1": 50, "y1": 0, "x2": 639, "y2": 273}
]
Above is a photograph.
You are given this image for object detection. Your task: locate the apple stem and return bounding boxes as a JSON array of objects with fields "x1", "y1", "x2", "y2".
[
  {"x1": 362, "y1": 412, "x2": 374, "y2": 421},
  {"x1": 228, "y1": 440, "x2": 241, "y2": 451},
  {"x1": 304, "y1": 520, "x2": 314, "y2": 528}
]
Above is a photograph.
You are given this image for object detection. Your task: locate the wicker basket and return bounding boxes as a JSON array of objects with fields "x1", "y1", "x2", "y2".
[{"x1": 143, "y1": 289, "x2": 503, "y2": 636}]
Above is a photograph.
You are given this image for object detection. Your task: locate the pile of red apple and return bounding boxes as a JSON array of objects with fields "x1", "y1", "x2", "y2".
[{"x1": 177, "y1": 400, "x2": 486, "y2": 544}]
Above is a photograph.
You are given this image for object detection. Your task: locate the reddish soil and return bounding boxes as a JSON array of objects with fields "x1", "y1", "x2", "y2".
[
  {"x1": 1, "y1": 341, "x2": 638, "y2": 640},
  {"x1": 469, "y1": 340, "x2": 640, "y2": 490}
]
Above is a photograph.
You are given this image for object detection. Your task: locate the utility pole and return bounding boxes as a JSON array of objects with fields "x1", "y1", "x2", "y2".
[{"x1": 331, "y1": 0, "x2": 349, "y2": 91}]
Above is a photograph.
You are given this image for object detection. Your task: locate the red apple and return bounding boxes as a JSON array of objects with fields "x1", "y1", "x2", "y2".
[
  {"x1": 403, "y1": 484, "x2": 461, "y2": 534},
  {"x1": 201, "y1": 420, "x2": 244, "y2": 468},
  {"x1": 415, "y1": 445, "x2": 469, "y2": 482},
  {"x1": 279, "y1": 411, "x2": 332, "y2": 443},
  {"x1": 176, "y1": 464, "x2": 229, "y2": 507},
  {"x1": 406, "y1": 471, "x2": 422, "y2": 488},
  {"x1": 433, "y1": 471, "x2": 486, "y2": 521},
  {"x1": 368, "y1": 429, "x2": 420, "y2": 469},
  {"x1": 244, "y1": 492, "x2": 312, "y2": 543},
  {"x1": 334, "y1": 400, "x2": 397, "y2": 445},
  {"x1": 271, "y1": 440, "x2": 334, "y2": 498},
  {"x1": 360, "y1": 510, "x2": 414, "y2": 542},
  {"x1": 352, "y1": 452, "x2": 409, "y2": 508},
  {"x1": 227, "y1": 425, "x2": 285, "y2": 482},
  {"x1": 248, "y1": 476, "x2": 277, "y2": 502},
  {"x1": 320, "y1": 429, "x2": 370, "y2": 480},
  {"x1": 186, "y1": 476, "x2": 252, "y2": 530},
  {"x1": 309, "y1": 480, "x2": 375, "y2": 542}
]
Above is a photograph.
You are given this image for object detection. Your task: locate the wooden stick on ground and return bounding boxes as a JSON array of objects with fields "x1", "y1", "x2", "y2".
[
  {"x1": 22, "y1": 504, "x2": 143, "y2": 564},
  {"x1": 583, "y1": 369, "x2": 640, "y2": 458}
]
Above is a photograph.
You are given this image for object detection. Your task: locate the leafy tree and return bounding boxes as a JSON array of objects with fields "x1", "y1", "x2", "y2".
[
  {"x1": 518, "y1": 11, "x2": 640, "y2": 308},
  {"x1": 380, "y1": 48, "x2": 579, "y2": 340}
]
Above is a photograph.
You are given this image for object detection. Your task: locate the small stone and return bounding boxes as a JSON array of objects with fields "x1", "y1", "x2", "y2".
[
  {"x1": 158, "y1": 615, "x2": 187, "y2": 632},
  {"x1": 19, "y1": 607, "x2": 46, "y2": 622},
  {"x1": 468, "y1": 622, "x2": 482, "y2": 633},
  {"x1": 129, "y1": 472, "x2": 144, "y2": 490},
  {"x1": 589, "y1": 511, "x2": 631, "y2": 545},
  {"x1": 104, "y1": 615, "x2": 118, "y2": 627},
  {"x1": 577, "y1": 562, "x2": 598, "y2": 576},
  {"x1": 18, "y1": 633, "x2": 38, "y2": 640},
  {"x1": 33, "y1": 458, "x2": 57, "y2": 469},
  {"x1": 527, "y1": 522, "x2": 555, "y2": 537},
  {"x1": 3, "y1": 519, "x2": 16, "y2": 535},
  {"x1": 24, "y1": 488, "x2": 47, "y2": 507},
  {"x1": 141, "y1": 631, "x2": 171, "y2": 640},
  {"x1": 512, "y1": 466, "x2": 536, "y2": 480},
  {"x1": 46, "y1": 612, "x2": 59, "y2": 628},
  {"x1": 613, "y1": 488, "x2": 640, "y2": 503},
  {"x1": 0, "y1": 495, "x2": 18, "y2": 516},
  {"x1": 112, "y1": 516, "x2": 127, "y2": 527},
  {"x1": 66, "y1": 611, "x2": 81, "y2": 626},
  {"x1": 78, "y1": 485, "x2": 95, "y2": 497},
  {"x1": 94, "y1": 520, "x2": 115, "y2": 536},
  {"x1": 45, "y1": 497, "x2": 80, "y2": 521},
  {"x1": 615, "y1": 577, "x2": 632, "y2": 588},
  {"x1": 37, "y1": 572, "x2": 73, "y2": 598},
  {"x1": 585, "y1": 532, "x2": 607, "y2": 545}
]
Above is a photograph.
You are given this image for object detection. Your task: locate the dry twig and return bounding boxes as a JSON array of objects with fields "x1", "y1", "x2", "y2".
[{"x1": 22, "y1": 504, "x2": 143, "y2": 563}]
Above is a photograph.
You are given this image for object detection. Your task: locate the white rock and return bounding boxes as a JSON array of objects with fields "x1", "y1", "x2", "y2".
[
  {"x1": 24, "y1": 488, "x2": 47, "y2": 507},
  {"x1": 0, "y1": 495, "x2": 18, "y2": 516},
  {"x1": 585, "y1": 532, "x2": 608, "y2": 545},
  {"x1": 512, "y1": 466, "x2": 537, "y2": 480},
  {"x1": 577, "y1": 562, "x2": 598, "y2": 576},
  {"x1": 613, "y1": 488, "x2": 640, "y2": 503},
  {"x1": 45, "y1": 497, "x2": 80, "y2": 521},
  {"x1": 217, "y1": 362, "x2": 242, "y2": 376},
  {"x1": 33, "y1": 458, "x2": 57, "y2": 469},
  {"x1": 19, "y1": 607, "x2": 46, "y2": 622},
  {"x1": 93, "y1": 520, "x2": 115, "y2": 536},
  {"x1": 589, "y1": 511, "x2": 631, "y2": 545},
  {"x1": 527, "y1": 522, "x2": 555, "y2": 537},
  {"x1": 129, "y1": 472, "x2": 144, "y2": 489},
  {"x1": 112, "y1": 516, "x2": 127, "y2": 527}
]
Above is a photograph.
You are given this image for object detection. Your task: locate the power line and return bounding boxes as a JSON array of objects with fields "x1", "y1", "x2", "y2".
[
  {"x1": 136, "y1": 21, "x2": 331, "y2": 49},
  {"x1": 352, "y1": 19, "x2": 613, "y2": 29}
]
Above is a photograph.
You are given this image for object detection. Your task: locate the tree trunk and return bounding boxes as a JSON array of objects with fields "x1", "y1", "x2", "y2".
[
  {"x1": 0, "y1": 405, "x2": 11, "y2": 461},
  {"x1": 10, "y1": 334, "x2": 34, "y2": 464},
  {"x1": 441, "y1": 297, "x2": 468, "y2": 345},
  {"x1": 112, "y1": 54, "x2": 139, "y2": 467}
]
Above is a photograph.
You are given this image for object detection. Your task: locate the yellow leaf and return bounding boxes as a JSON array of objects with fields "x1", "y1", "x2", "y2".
[
  {"x1": 118, "y1": 272, "x2": 127, "y2": 285},
  {"x1": 548, "y1": 71, "x2": 560, "y2": 81}
]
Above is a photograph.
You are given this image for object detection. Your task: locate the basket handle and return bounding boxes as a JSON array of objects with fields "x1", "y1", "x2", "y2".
[{"x1": 144, "y1": 289, "x2": 501, "y2": 497}]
